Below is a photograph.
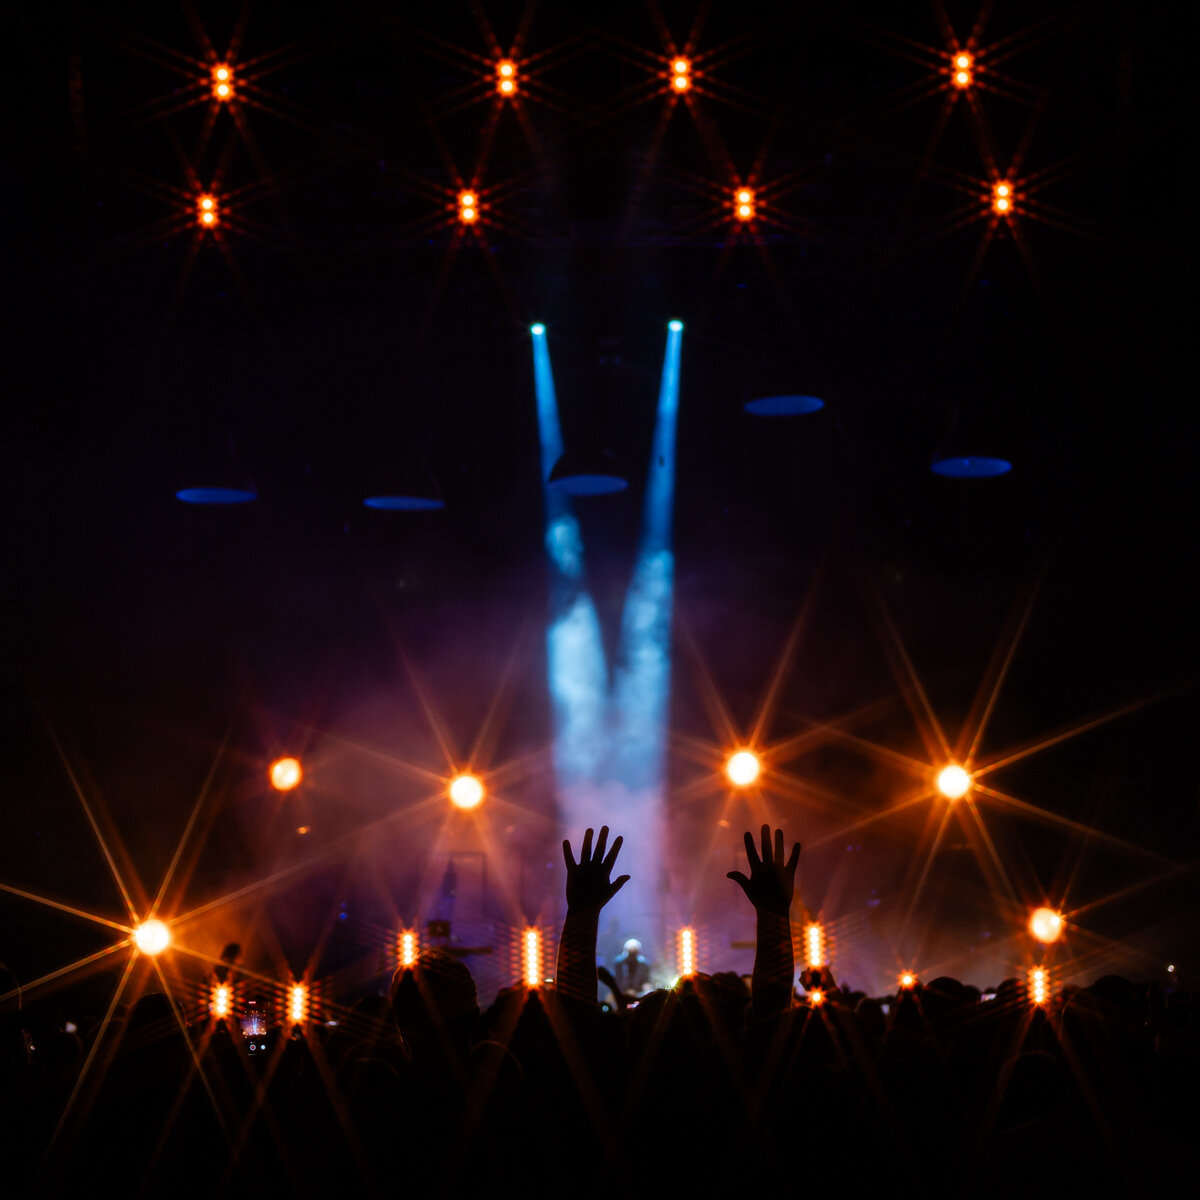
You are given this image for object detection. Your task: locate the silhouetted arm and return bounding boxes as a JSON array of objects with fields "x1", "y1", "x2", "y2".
[
  {"x1": 728, "y1": 825, "x2": 801, "y2": 1019},
  {"x1": 556, "y1": 826, "x2": 630, "y2": 1006}
]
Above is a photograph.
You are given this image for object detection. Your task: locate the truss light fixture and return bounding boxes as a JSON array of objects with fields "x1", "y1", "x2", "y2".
[
  {"x1": 993, "y1": 181, "x2": 1013, "y2": 215},
  {"x1": 671, "y1": 57, "x2": 691, "y2": 92},
  {"x1": 458, "y1": 190, "x2": 479, "y2": 224},
  {"x1": 197, "y1": 193, "x2": 219, "y2": 229},
  {"x1": 211, "y1": 63, "x2": 235, "y2": 101},
  {"x1": 496, "y1": 59, "x2": 517, "y2": 96},
  {"x1": 734, "y1": 187, "x2": 756, "y2": 222},
  {"x1": 952, "y1": 52, "x2": 973, "y2": 89}
]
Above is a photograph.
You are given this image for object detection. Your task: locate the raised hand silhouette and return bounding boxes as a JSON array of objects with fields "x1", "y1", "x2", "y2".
[
  {"x1": 727, "y1": 825, "x2": 801, "y2": 917},
  {"x1": 556, "y1": 826, "x2": 629, "y2": 1006}
]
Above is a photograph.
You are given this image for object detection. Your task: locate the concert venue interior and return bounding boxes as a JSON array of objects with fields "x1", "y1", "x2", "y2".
[{"x1": 4, "y1": 0, "x2": 1195, "y2": 1192}]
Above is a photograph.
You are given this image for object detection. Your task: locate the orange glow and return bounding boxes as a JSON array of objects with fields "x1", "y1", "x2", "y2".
[
  {"x1": 809, "y1": 987, "x2": 825, "y2": 1006},
  {"x1": 671, "y1": 58, "x2": 691, "y2": 92},
  {"x1": 677, "y1": 927, "x2": 697, "y2": 977},
  {"x1": 449, "y1": 772, "x2": 484, "y2": 809},
  {"x1": 458, "y1": 192, "x2": 479, "y2": 225},
  {"x1": 993, "y1": 182, "x2": 1013, "y2": 215},
  {"x1": 196, "y1": 193, "x2": 219, "y2": 230},
  {"x1": 733, "y1": 188, "x2": 756, "y2": 222},
  {"x1": 522, "y1": 927, "x2": 543, "y2": 988},
  {"x1": 804, "y1": 922, "x2": 825, "y2": 970},
  {"x1": 725, "y1": 749, "x2": 760, "y2": 786},
  {"x1": 211, "y1": 63, "x2": 234, "y2": 101},
  {"x1": 496, "y1": 60, "x2": 517, "y2": 96},
  {"x1": 211, "y1": 983, "x2": 232, "y2": 1019},
  {"x1": 1029, "y1": 907, "x2": 1065, "y2": 944},
  {"x1": 936, "y1": 763, "x2": 971, "y2": 799},
  {"x1": 898, "y1": 971, "x2": 917, "y2": 990},
  {"x1": 399, "y1": 929, "x2": 418, "y2": 968},
  {"x1": 134, "y1": 919, "x2": 170, "y2": 955},
  {"x1": 287, "y1": 982, "x2": 309, "y2": 1025},
  {"x1": 1029, "y1": 965, "x2": 1050, "y2": 1006},
  {"x1": 952, "y1": 52, "x2": 973, "y2": 88},
  {"x1": 296, "y1": 825, "x2": 310, "y2": 835},
  {"x1": 270, "y1": 756, "x2": 302, "y2": 791}
]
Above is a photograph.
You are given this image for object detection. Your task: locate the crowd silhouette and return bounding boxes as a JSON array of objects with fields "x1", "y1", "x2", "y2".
[{"x1": 1, "y1": 826, "x2": 1191, "y2": 1196}]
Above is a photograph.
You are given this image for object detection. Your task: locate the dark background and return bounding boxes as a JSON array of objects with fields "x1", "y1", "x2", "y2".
[{"x1": 4, "y1": 0, "x2": 1195, "y2": 1006}]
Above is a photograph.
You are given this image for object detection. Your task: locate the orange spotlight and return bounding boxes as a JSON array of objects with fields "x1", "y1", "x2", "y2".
[
  {"x1": 449, "y1": 772, "x2": 484, "y2": 809},
  {"x1": 496, "y1": 59, "x2": 517, "y2": 96},
  {"x1": 211, "y1": 982, "x2": 232, "y2": 1019},
  {"x1": 458, "y1": 191, "x2": 479, "y2": 225},
  {"x1": 733, "y1": 187, "x2": 756, "y2": 222},
  {"x1": 287, "y1": 982, "x2": 309, "y2": 1026},
  {"x1": 935, "y1": 763, "x2": 971, "y2": 799},
  {"x1": 804, "y1": 922, "x2": 826, "y2": 970},
  {"x1": 809, "y1": 987, "x2": 826, "y2": 1007},
  {"x1": 196, "y1": 193, "x2": 219, "y2": 230},
  {"x1": 270, "y1": 756, "x2": 302, "y2": 791},
  {"x1": 211, "y1": 63, "x2": 235, "y2": 101},
  {"x1": 677, "y1": 927, "x2": 697, "y2": 977},
  {"x1": 1029, "y1": 907, "x2": 1065, "y2": 944},
  {"x1": 134, "y1": 919, "x2": 170, "y2": 956},
  {"x1": 671, "y1": 57, "x2": 691, "y2": 92},
  {"x1": 951, "y1": 52, "x2": 973, "y2": 88},
  {"x1": 725, "y1": 749, "x2": 760, "y2": 787},
  {"x1": 992, "y1": 181, "x2": 1013, "y2": 215},
  {"x1": 398, "y1": 929, "x2": 419, "y2": 968},
  {"x1": 1029, "y1": 965, "x2": 1050, "y2": 1006},
  {"x1": 898, "y1": 971, "x2": 917, "y2": 990},
  {"x1": 522, "y1": 927, "x2": 543, "y2": 988}
]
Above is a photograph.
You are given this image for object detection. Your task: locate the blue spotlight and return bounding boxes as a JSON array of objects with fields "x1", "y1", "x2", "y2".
[
  {"x1": 931, "y1": 455, "x2": 1012, "y2": 479},
  {"x1": 531, "y1": 322, "x2": 546, "y2": 335},
  {"x1": 668, "y1": 319, "x2": 683, "y2": 332},
  {"x1": 176, "y1": 486, "x2": 256, "y2": 504},
  {"x1": 744, "y1": 393, "x2": 825, "y2": 416},
  {"x1": 363, "y1": 495, "x2": 445, "y2": 511}
]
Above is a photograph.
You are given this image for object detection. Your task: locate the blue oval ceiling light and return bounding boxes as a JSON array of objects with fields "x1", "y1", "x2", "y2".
[
  {"x1": 547, "y1": 446, "x2": 628, "y2": 495},
  {"x1": 668, "y1": 319, "x2": 683, "y2": 332},
  {"x1": 743, "y1": 393, "x2": 825, "y2": 416},
  {"x1": 530, "y1": 322, "x2": 546, "y2": 335},
  {"x1": 930, "y1": 455, "x2": 1013, "y2": 479},
  {"x1": 363, "y1": 494, "x2": 445, "y2": 511},
  {"x1": 175, "y1": 485, "x2": 257, "y2": 504}
]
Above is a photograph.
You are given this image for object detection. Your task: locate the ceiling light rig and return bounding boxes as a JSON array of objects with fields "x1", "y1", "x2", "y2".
[
  {"x1": 496, "y1": 59, "x2": 517, "y2": 97},
  {"x1": 211, "y1": 62, "x2": 235, "y2": 101},
  {"x1": 196, "y1": 192, "x2": 219, "y2": 229},
  {"x1": 670, "y1": 57, "x2": 692, "y2": 93},
  {"x1": 951, "y1": 52, "x2": 973, "y2": 89},
  {"x1": 733, "y1": 186, "x2": 756, "y2": 223}
]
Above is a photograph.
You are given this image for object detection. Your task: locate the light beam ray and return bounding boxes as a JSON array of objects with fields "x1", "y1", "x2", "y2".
[{"x1": 0, "y1": 881, "x2": 132, "y2": 934}]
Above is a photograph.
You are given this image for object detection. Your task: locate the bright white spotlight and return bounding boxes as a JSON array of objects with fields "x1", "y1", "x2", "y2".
[
  {"x1": 270, "y1": 757, "x2": 302, "y2": 791},
  {"x1": 936, "y1": 764, "x2": 971, "y2": 799},
  {"x1": 134, "y1": 920, "x2": 171, "y2": 955},
  {"x1": 898, "y1": 971, "x2": 917, "y2": 990},
  {"x1": 992, "y1": 181, "x2": 1013, "y2": 214},
  {"x1": 287, "y1": 982, "x2": 309, "y2": 1025},
  {"x1": 211, "y1": 983, "x2": 232, "y2": 1018},
  {"x1": 522, "y1": 927, "x2": 543, "y2": 988},
  {"x1": 496, "y1": 59, "x2": 517, "y2": 96},
  {"x1": 725, "y1": 749, "x2": 761, "y2": 787},
  {"x1": 1029, "y1": 907, "x2": 1065, "y2": 944},
  {"x1": 668, "y1": 319, "x2": 683, "y2": 332},
  {"x1": 530, "y1": 322, "x2": 546, "y2": 335},
  {"x1": 398, "y1": 929, "x2": 418, "y2": 968},
  {"x1": 805, "y1": 922, "x2": 826, "y2": 970},
  {"x1": 1028, "y1": 965, "x2": 1050, "y2": 1006},
  {"x1": 448, "y1": 773, "x2": 484, "y2": 809}
]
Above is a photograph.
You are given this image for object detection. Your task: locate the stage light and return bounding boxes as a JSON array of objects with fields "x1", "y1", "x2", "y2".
[
  {"x1": 211, "y1": 983, "x2": 232, "y2": 1019},
  {"x1": 496, "y1": 59, "x2": 517, "y2": 96},
  {"x1": 725, "y1": 749, "x2": 761, "y2": 787},
  {"x1": 399, "y1": 929, "x2": 418, "y2": 968},
  {"x1": 899, "y1": 972, "x2": 917, "y2": 990},
  {"x1": 449, "y1": 773, "x2": 484, "y2": 810},
  {"x1": 668, "y1": 319, "x2": 683, "y2": 332},
  {"x1": 1029, "y1": 966, "x2": 1050, "y2": 1006},
  {"x1": 671, "y1": 57, "x2": 691, "y2": 92},
  {"x1": 211, "y1": 63, "x2": 234, "y2": 101},
  {"x1": 936, "y1": 763, "x2": 972, "y2": 799},
  {"x1": 530, "y1": 322, "x2": 546, "y2": 335},
  {"x1": 196, "y1": 193, "x2": 219, "y2": 229},
  {"x1": 1029, "y1": 907, "x2": 1065, "y2": 944},
  {"x1": 952, "y1": 52, "x2": 973, "y2": 88},
  {"x1": 458, "y1": 191, "x2": 478, "y2": 224},
  {"x1": 993, "y1": 181, "x2": 1013, "y2": 214},
  {"x1": 522, "y1": 927, "x2": 543, "y2": 988},
  {"x1": 931, "y1": 455, "x2": 1013, "y2": 479},
  {"x1": 744, "y1": 394, "x2": 824, "y2": 416},
  {"x1": 809, "y1": 987, "x2": 826, "y2": 1006},
  {"x1": 270, "y1": 757, "x2": 302, "y2": 791},
  {"x1": 296, "y1": 825, "x2": 310, "y2": 835},
  {"x1": 733, "y1": 187, "x2": 756, "y2": 222},
  {"x1": 804, "y1": 922, "x2": 826, "y2": 970},
  {"x1": 287, "y1": 982, "x2": 309, "y2": 1026},
  {"x1": 134, "y1": 920, "x2": 170, "y2": 956},
  {"x1": 677, "y1": 927, "x2": 696, "y2": 977}
]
